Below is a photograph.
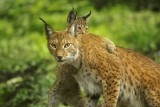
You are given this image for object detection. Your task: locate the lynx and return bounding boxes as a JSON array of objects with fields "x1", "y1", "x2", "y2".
[
  {"x1": 41, "y1": 17, "x2": 160, "y2": 107},
  {"x1": 48, "y1": 64, "x2": 86, "y2": 107},
  {"x1": 66, "y1": 8, "x2": 90, "y2": 35},
  {"x1": 46, "y1": 8, "x2": 116, "y2": 107},
  {"x1": 66, "y1": 8, "x2": 116, "y2": 53}
]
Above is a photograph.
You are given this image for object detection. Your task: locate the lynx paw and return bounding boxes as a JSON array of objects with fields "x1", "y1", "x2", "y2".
[{"x1": 106, "y1": 42, "x2": 116, "y2": 53}]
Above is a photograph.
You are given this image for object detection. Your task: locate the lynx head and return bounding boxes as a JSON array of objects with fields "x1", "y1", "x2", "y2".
[
  {"x1": 67, "y1": 9, "x2": 91, "y2": 35},
  {"x1": 40, "y1": 17, "x2": 79, "y2": 63}
]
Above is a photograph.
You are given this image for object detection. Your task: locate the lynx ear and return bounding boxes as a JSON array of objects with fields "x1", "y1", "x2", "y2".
[
  {"x1": 82, "y1": 11, "x2": 91, "y2": 20},
  {"x1": 67, "y1": 7, "x2": 77, "y2": 24},
  {"x1": 67, "y1": 22, "x2": 76, "y2": 37},
  {"x1": 39, "y1": 17, "x2": 54, "y2": 38}
]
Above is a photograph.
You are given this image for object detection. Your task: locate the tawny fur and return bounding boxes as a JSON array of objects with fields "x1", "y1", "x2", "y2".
[
  {"x1": 46, "y1": 29, "x2": 160, "y2": 107},
  {"x1": 40, "y1": 13, "x2": 160, "y2": 106},
  {"x1": 47, "y1": 9, "x2": 116, "y2": 107},
  {"x1": 48, "y1": 64, "x2": 86, "y2": 107}
]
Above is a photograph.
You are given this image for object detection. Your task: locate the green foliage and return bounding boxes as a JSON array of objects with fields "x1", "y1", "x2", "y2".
[
  {"x1": 0, "y1": 0, "x2": 160, "y2": 107},
  {"x1": 0, "y1": 35, "x2": 56, "y2": 107},
  {"x1": 89, "y1": 0, "x2": 160, "y2": 11},
  {"x1": 88, "y1": 6, "x2": 160, "y2": 60}
]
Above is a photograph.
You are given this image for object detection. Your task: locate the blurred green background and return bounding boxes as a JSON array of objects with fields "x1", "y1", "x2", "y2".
[{"x1": 0, "y1": 0, "x2": 160, "y2": 107}]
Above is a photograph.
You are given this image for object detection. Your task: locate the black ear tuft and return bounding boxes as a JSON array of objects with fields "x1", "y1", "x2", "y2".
[
  {"x1": 39, "y1": 17, "x2": 47, "y2": 24},
  {"x1": 39, "y1": 17, "x2": 54, "y2": 38},
  {"x1": 67, "y1": 7, "x2": 77, "y2": 24},
  {"x1": 82, "y1": 11, "x2": 91, "y2": 20}
]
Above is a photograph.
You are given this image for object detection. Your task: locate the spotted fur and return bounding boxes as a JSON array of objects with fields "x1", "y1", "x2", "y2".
[
  {"x1": 47, "y1": 8, "x2": 116, "y2": 107},
  {"x1": 66, "y1": 8, "x2": 116, "y2": 53},
  {"x1": 40, "y1": 17, "x2": 160, "y2": 107}
]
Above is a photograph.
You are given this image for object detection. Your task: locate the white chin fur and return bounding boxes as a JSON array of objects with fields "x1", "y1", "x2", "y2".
[{"x1": 66, "y1": 49, "x2": 79, "y2": 63}]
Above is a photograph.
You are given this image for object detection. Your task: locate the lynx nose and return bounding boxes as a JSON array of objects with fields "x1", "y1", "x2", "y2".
[
  {"x1": 56, "y1": 56, "x2": 64, "y2": 62},
  {"x1": 57, "y1": 56, "x2": 63, "y2": 60}
]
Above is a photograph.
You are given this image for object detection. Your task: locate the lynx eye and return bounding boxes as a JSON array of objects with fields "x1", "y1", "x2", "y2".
[
  {"x1": 50, "y1": 44, "x2": 56, "y2": 49},
  {"x1": 64, "y1": 43, "x2": 71, "y2": 49}
]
